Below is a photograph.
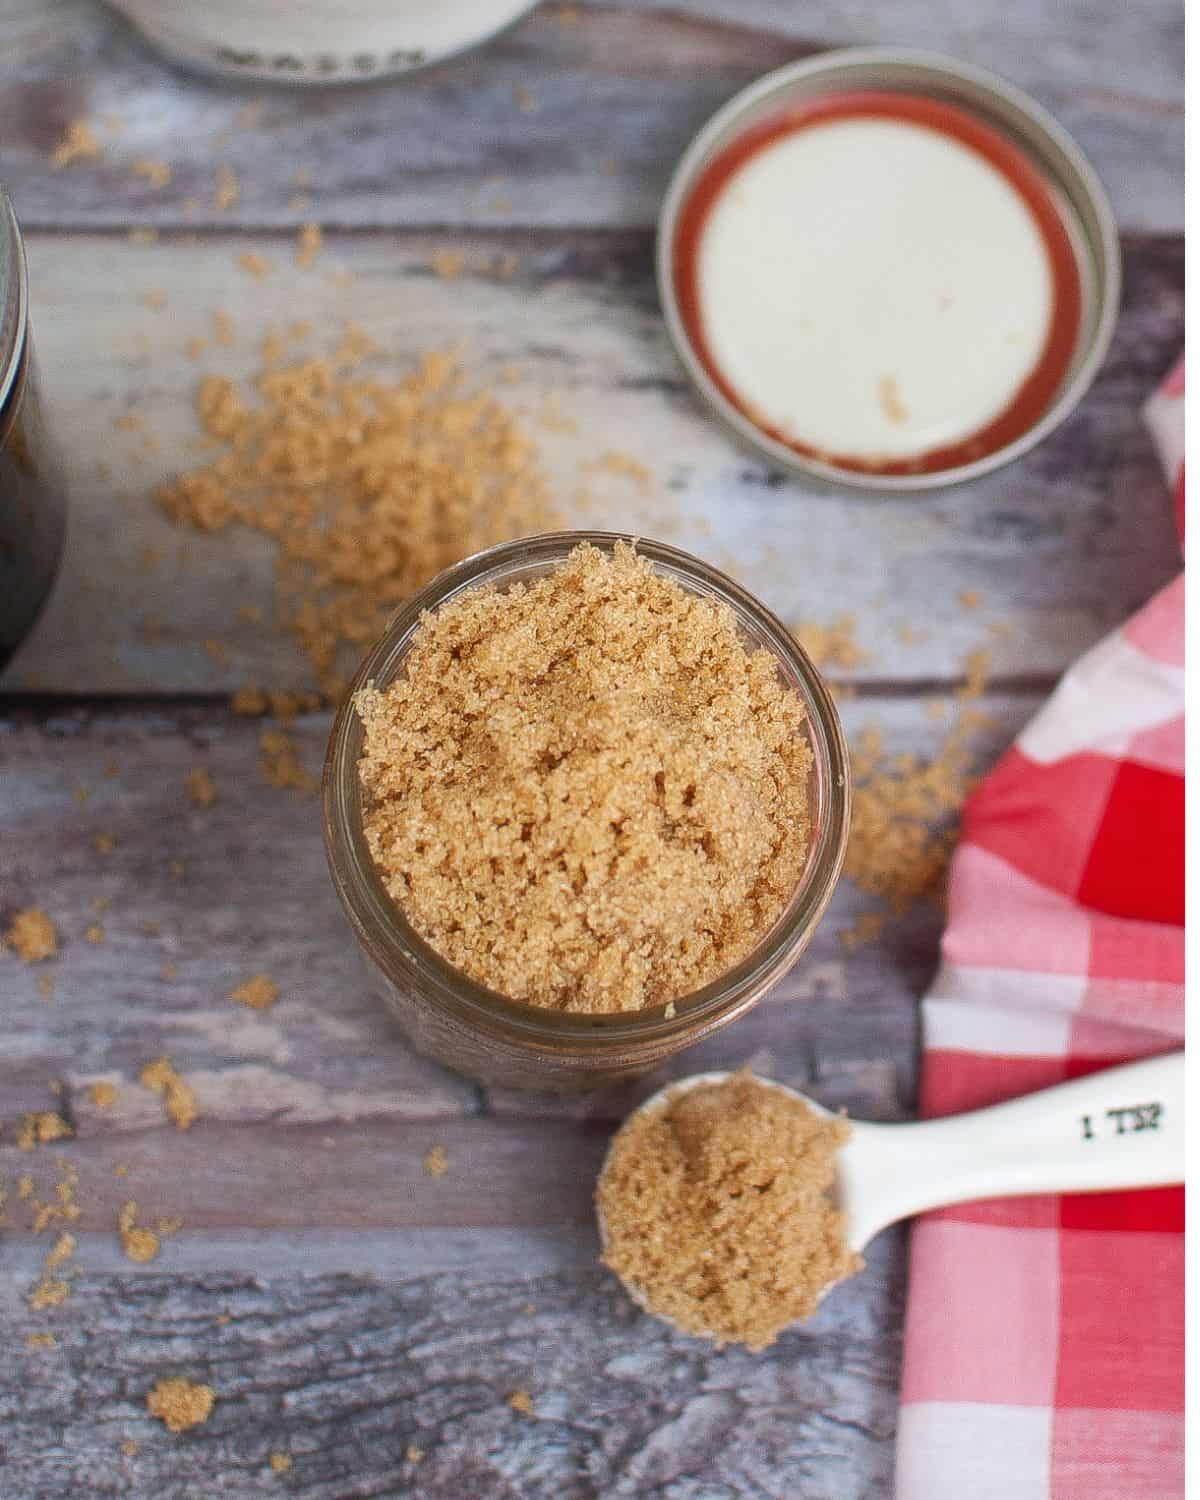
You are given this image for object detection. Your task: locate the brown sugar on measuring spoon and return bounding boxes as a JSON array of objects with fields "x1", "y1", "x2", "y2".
[
  {"x1": 354, "y1": 543, "x2": 814, "y2": 1014},
  {"x1": 596, "y1": 1070, "x2": 861, "y2": 1349}
]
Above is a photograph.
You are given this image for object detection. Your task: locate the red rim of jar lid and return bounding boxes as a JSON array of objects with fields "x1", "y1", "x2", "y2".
[{"x1": 656, "y1": 48, "x2": 1121, "y2": 494}]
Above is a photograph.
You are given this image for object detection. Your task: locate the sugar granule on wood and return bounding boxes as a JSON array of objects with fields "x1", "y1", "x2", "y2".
[
  {"x1": 51, "y1": 120, "x2": 103, "y2": 167},
  {"x1": 431, "y1": 249, "x2": 466, "y2": 280},
  {"x1": 120, "y1": 1439, "x2": 138, "y2": 1457},
  {"x1": 131, "y1": 158, "x2": 172, "y2": 188},
  {"x1": 118, "y1": 1201, "x2": 160, "y2": 1263},
  {"x1": 89, "y1": 1082, "x2": 117, "y2": 1109},
  {"x1": 269, "y1": 1452, "x2": 292, "y2": 1473},
  {"x1": 791, "y1": 613, "x2": 870, "y2": 670},
  {"x1": 238, "y1": 250, "x2": 273, "y2": 279},
  {"x1": 139, "y1": 1057, "x2": 197, "y2": 1131},
  {"x1": 16, "y1": 1113, "x2": 72, "y2": 1151},
  {"x1": 597, "y1": 1070, "x2": 861, "y2": 1349},
  {"x1": 94, "y1": 831, "x2": 116, "y2": 856},
  {"x1": 5, "y1": 908, "x2": 58, "y2": 963},
  {"x1": 187, "y1": 767, "x2": 217, "y2": 807},
  {"x1": 229, "y1": 973, "x2": 277, "y2": 1011},
  {"x1": 259, "y1": 729, "x2": 316, "y2": 793},
  {"x1": 146, "y1": 1377, "x2": 215, "y2": 1432},
  {"x1": 355, "y1": 543, "x2": 813, "y2": 1014},
  {"x1": 842, "y1": 647, "x2": 992, "y2": 919},
  {"x1": 214, "y1": 166, "x2": 240, "y2": 212},
  {"x1": 405, "y1": 1445, "x2": 425, "y2": 1464},
  {"x1": 157, "y1": 345, "x2": 559, "y2": 698},
  {"x1": 84, "y1": 924, "x2": 105, "y2": 944},
  {"x1": 295, "y1": 223, "x2": 322, "y2": 268},
  {"x1": 26, "y1": 1332, "x2": 56, "y2": 1349},
  {"x1": 422, "y1": 1145, "x2": 448, "y2": 1179},
  {"x1": 506, "y1": 1389, "x2": 534, "y2": 1416}
]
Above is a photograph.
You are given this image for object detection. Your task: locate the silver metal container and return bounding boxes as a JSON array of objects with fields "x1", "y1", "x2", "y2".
[
  {"x1": 0, "y1": 192, "x2": 66, "y2": 672},
  {"x1": 656, "y1": 48, "x2": 1121, "y2": 493}
]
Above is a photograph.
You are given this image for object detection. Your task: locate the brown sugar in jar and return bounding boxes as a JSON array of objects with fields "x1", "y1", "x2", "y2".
[
  {"x1": 354, "y1": 541, "x2": 814, "y2": 1015},
  {"x1": 324, "y1": 533, "x2": 850, "y2": 1090}
]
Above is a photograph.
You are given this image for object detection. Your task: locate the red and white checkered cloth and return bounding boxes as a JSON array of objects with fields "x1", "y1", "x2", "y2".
[{"x1": 895, "y1": 357, "x2": 1185, "y2": 1500}]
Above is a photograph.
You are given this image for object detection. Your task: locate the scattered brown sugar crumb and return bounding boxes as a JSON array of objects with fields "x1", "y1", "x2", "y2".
[
  {"x1": 597, "y1": 1070, "x2": 861, "y2": 1348},
  {"x1": 877, "y1": 375, "x2": 909, "y2": 423},
  {"x1": 131, "y1": 158, "x2": 172, "y2": 188},
  {"x1": 506, "y1": 1389, "x2": 534, "y2": 1416},
  {"x1": 129, "y1": 227, "x2": 159, "y2": 245},
  {"x1": 185, "y1": 335, "x2": 207, "y2": 360},
  {"x1": 259, "y1": 730, "x2": 316, "y2": 794},
  {"x1": 513, "y1": 84, "x2": 536, "y2": 113},
  {"x1": 36, "y1": 973, "x2": 53, "y2": 1000},
  {"x1": 211, "y1": 310, "x2": 235, "y2": 347},
  {"x1": 355, "y1": 543, "x2": 813, "y2": 1013},
  {"x1": 405, "y1": 1445, "x2": 425, "y2": 1464},
  {"x1": 958, "y1": 590, "x2": 982, "y2": 610},
  {"x1": 5, "y1": 908, "x2": 58, "y2": 962},
  {"x1": 238, "y1": 251, "x2": 273, "y2": 279},
  {"x1": 204, "y1": 638, "x2": 230, "y2": 665},
  {"x1": 792, "y1": 613, "x2": 870, "y2": 670},
  {"x1": 29, "y1": 1275, "x2": 69, "y2": 1311},
  {"x1": 214, "y1": 166, "x2": 240, "y2": 212},
  {"x1": 84, "y1": 924, "x2": 105, "y2": 944},
  {"x1": 120, "y1": 1439, "x2": 138, "y2": 1457},
  {"x1": 16, "y1": 1113, "x2": 72, "y2": 1151},
  {"x1": 431, "y1": 249, "x2": 466, "y2": 280},
  {"x1": 269, "y1": 1452, "x2": 293, "y2": 1474},
  {"x1": 229, "y1": 973, "x2": 277, "y2": 1011},
  {"x1": 26, "y1": 1332, "x2": 56, "y2": 1349},
  {"x1": 118, "y1": 1201, "x2": 160, "y2": 1263},
  {"x1": 45, "y1": 1231, "x2": 76, "y2": 1271},
  {"x1": 295, "y1": 222, "x2": 322, "y2": 268},
  {"x1": 187, "y1": 767, "x2": 217, "y2": 807},
  {"x1": 231, "y1": 683, "x2": 269, "y2": 716},
  {"x1": 422, "y1": 1145, "x2": 448, "y2": 1179},
  {"x1": 89, "y1": 1081, "x2": 117, "y2": 1109},
  {"x1": 588, "y1": 450, "x2": 652, "y2": 490},
  {"x1": 139, "y1": 1057, "x2": 197, "y2": 1131},
  {"x1": 51, "y1": 120, "x2": 103, "y2": 168},
  {"x1": 843, "y1": 647, "x2": 991, "y2": 918},
  {"x1": 157, "y1": 345, "x2": 558, "y2": 697},
  {"x1": 146, "y1": 1377, "x2": 215, "y2": 1432},
  {"x1": 18, "y1": 1175, "x2": 34, "y2": 1199}
]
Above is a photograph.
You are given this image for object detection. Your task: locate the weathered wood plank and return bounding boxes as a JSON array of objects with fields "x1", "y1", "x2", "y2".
[
  {"x1": 0, "y1": 1233, "x2": 906, "y2": 1499},
  {"x1": 0, "y1": 0, "x2": 1182, "y2": 233},
  {"x1": 1, "y1": 691, "x2": 1032, "y2": 1131},
  {"x1": 5, "y1": 231, "x2": 1183, "y2": 694}
]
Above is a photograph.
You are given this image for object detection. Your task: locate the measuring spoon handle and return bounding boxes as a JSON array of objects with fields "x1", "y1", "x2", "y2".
[{"x1": 848, "y1": 1052, "x2": 1184, "y2": 1247}]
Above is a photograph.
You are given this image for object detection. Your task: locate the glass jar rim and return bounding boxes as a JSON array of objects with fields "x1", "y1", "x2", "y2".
[{"x1": 322, "y1": 530, "x2": 851, "y2": 1051}]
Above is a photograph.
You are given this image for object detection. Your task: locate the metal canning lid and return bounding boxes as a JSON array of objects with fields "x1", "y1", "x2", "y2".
[
  {"x1": 0, "y1": 190, "x2": 29, "y2": 418},
  {"x1": 656, "y1": 48, "x2": 1121, "y2": 494}
]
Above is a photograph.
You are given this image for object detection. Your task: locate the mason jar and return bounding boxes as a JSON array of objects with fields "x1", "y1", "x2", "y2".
[
  {"x1": 104, "y1": 0, "x2": 540, "y2": 83},
  {"x1": 323, "y1": 532, "x2": 850, "y2": 1092},
  {"x1": 0, "y1": 192, "x2": 66, "y2": 673}
]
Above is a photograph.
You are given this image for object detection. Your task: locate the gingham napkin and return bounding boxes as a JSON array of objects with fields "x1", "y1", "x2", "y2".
[{"x1": 895, "y1": 358, "x2": 1185, "y2": 1500}]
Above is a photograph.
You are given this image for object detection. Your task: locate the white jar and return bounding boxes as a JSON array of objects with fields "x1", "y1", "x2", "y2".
[{"x1": 105, "y1": 0, "x2": 541, "y2": 83}]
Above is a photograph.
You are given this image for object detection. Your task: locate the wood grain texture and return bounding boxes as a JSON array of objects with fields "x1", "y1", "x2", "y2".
[
  {"x1": 6, "y1": 230, "x2": 1184, "y2": 694},
  {"x1": 0, "y1": 1233, "x2": 905, "y2": 1499},
  {"x1": 0, "y1": 0, "x2": 1182, "y2": 232}
]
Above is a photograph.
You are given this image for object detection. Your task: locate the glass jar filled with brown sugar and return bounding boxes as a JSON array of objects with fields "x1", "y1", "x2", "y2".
[
  {"x1": 323, "y1": 532, "x2": 850, "y2": 1091},
  {"x1": 0, "y1": 191, "x2": 66, "y2": 672}
]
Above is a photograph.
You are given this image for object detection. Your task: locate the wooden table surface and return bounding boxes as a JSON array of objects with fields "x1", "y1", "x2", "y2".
[{"x1": 0, "y1": 2, "x2": 1183, "y2": 1496}]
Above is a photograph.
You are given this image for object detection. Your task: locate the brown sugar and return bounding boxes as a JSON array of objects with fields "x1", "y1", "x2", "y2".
[
  {"x1": 50, "y1": 120, "x2": 103, "y2": 168},
  {"x1": 139, "y1": 1057, "x2": 197, "y2": 1131},
  {"x1": 238, "y1": 250, "x2": 273, "y2": 279},
  {"x1": 131, "y1": 159, "x2": 172, "y2": 188},
  {"x1": 596, "y1": 1070, "x2": 860, "y2": 1349},
  {"x1": 791, "y1": 613, "x2": 870, "y2": 670},
  {"x1": 16, "y1": 1113, "x2": 72, "y2": 1151},
  {"x1": 118, "y1": 1201, "x2": 160, "y2": 1263},
  {"x1": 506, "y1": 1389, "x2": 534, "y2": 1415},
  {"x1": 157, "y1": 345, "x2": 558, "y2": 698},
  {"x1": 422, "y1": 1145, "x2": 448, "y2": 1179},
  {"x1": 295, "y1": 223, "x2": 322, "y2": 268},
  {"x1": 5, "y1": 908, "x2": 58, "y2": 962},
  {"x1": 187, "y1": 767, "x2": 217, "y2": 807},
  {"x1": 229, "y1": 973, "x2": 277, "y2": 1011},
  {"x1": 146, "y1": 1377, "x2": 215, "y2": 1432},
  {"x1": 89, "y1": 1082, "x2": 117, "y2": 1109},
  {"x1": 355, "y1": 543, "x2": 813, "y2": 1014},
  {"x1": 269, "y1": 1452, "x2": 292, "y2": 1474}
]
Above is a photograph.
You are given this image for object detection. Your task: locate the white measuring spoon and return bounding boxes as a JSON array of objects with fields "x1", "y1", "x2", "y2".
[{"x1": 598, "y1": 1052, "x2": 1183, "y2": 1317}]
